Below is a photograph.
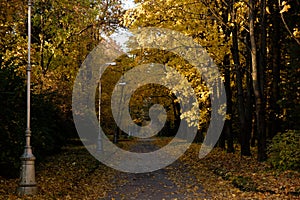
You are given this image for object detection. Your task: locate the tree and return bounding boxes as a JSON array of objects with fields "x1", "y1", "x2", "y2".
[
  {"x1": 123, "y1": 0, "x2": 229, "y2": 142},
  {"x1": 0, "y1": 0, "x2": 124, "y2": 175},
  {"x1": 249, "y1": 0, "x2": 267, "y2": 161}
]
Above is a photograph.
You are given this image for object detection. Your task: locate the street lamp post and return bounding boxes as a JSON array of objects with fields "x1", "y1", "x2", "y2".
[
  {"x1": 96, "y1": 71, "x2": 103, "y2": 153},
  {"x1": 17, "y1": 0, "x2": 37, "y2": 195},
  {"x1": 113, "y1": 79, "x2": 126, "y2": 143}
]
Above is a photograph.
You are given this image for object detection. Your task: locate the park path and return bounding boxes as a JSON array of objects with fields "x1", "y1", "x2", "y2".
[
  {"x1": 104, "y1": 139, "x2": 208, "y2": 200},
  {"x1": 0, "y1": 138, "x2": 211, "y2": 199},
  {"x1": 1, "y1": 137, "x2": 298, "y2": 199}
]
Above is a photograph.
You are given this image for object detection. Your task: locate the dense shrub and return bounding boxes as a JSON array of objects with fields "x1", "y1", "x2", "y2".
[
  {"x1": 268, "y1": 130, "x2": 300, "y2": 171},
  {"x1": 0, "y1": 66, "x2": 73, "y2": 177},
  {"x1": 0, "y1": 96, "x2": 71, "y2": 177}
]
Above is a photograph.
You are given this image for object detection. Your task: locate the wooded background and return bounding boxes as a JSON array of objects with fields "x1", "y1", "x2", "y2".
[{"x1": 0, "y1": 0, "x2": 299, "y2": 177}]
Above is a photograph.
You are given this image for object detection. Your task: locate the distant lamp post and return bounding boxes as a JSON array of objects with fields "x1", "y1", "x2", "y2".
[
  {"x1": 113, "y1": 78, "x2": 126, "y2": 144},
  {"x1": 96, "y1": 72, "x2": 103, "y2": 153},
  {"x1": 96, "y1": 78, "x2": 103, "y2": 153},
  {"x1": 96, "y1": 63, "x2": 117, "y2": 152},
  {"x1": 17, "y1": 0, "x2": 37, "y2": 195},
  {"x1": 97, "y1": 62, "x2": 116, "y2": 148}
]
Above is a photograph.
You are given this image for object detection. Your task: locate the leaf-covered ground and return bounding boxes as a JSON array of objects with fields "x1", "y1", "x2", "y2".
[
  {"x1": 1, "y1": 137, "x2": 299, "y2": 199},
  {"x1": 154, "y1": 138, "x2": 300, "y2": 199}
]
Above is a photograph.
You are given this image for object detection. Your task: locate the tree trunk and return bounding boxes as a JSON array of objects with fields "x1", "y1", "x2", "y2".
[
  {"x1": 219, "y1": 0, "x2": 234, "y2": 153},
  {"x1": 231, "y1": 2, "x2": 251, "y2": 156},
  {"x1": 244, "y1": 59, "x2": 253, "y2": 155},
  {"x1": 259, "y1": 0, "x2": 266, "y2": 96},
  {"x1": 249, "y1": 0, "x2": 267, "y2": 161},
  {"x1": 251, "y1": 111, "x2": 257, "y2": 147},
  {"x1": 268, "y1": 0, "x2": 281, "y2": 139},
  {"x1": 223, "y1": 53, "x2": 234, "y2": 153}
]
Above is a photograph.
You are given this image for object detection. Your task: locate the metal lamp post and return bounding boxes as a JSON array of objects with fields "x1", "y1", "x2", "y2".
[
  {"x1": 98, "y1": 62, "x2": 117, "y2": 147},
  {"x1": 113, "y1": 79, "x2": 126, "y2": 143},
  {"x1": 17, "y1": 0, "x2": 38, "y2": 195},
  {"x1": 96, "y1": 78, "x2": 103, "y2": 152},
  {"x1": 96, "y1": 69, "x2": 104, "y2": 153}
]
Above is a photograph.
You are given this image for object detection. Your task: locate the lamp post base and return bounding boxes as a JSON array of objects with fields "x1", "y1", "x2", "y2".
[
  {"x1": 17, "y1": 151, "x2": 38, "y2": 195},
  {"x1": 17, "y1": 185, "x2": 38, "y2": 195}
]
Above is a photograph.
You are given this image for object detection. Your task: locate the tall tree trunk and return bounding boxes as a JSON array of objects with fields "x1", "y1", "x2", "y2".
[
  {"x1": 219, "y1": 0, "x2": 234, "y2": 153},
  {"x1": 245, "y1": 56, "x2": 253, "y2": 154},
  {"x1": 251, "y1": 111, "x2": 257, "y2": 146},
  {"x1": 249, "y1": 0, "x2": 267, "y2": 161},
  {"x1": 259, "y1": 0, "x2": 267, "y2": 96},
  {"x1": 218, "y1": 76, "x2": 226, "y2": 149},
  {"x1": 223, "y1": 53, "x2": 234, "y2": 153},
  {"x1": 232, "y1": 1, "x2": 251, "y2": 156},
  {"x1": 268, "y1": 0, "x2": 281, "y2": 139}
]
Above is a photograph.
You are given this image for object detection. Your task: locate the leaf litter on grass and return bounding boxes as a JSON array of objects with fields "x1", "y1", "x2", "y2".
[
  {"x1": 1, "y1": 137, "x2": 299, "y2": 199},
  {"x1": 0, "y1": 143, "x2": 124, "y2": 200}
]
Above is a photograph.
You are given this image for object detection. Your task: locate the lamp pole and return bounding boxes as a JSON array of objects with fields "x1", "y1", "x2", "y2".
[
  {"x1": 96, "y1": 71, "x2": 103, "y2": 152},
  {"x1": 17, "y1": 0, "x2": 38, "y2": 195},
  {"x1": 113, "y1": 79, "x2": 126, "y2": 143}
]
